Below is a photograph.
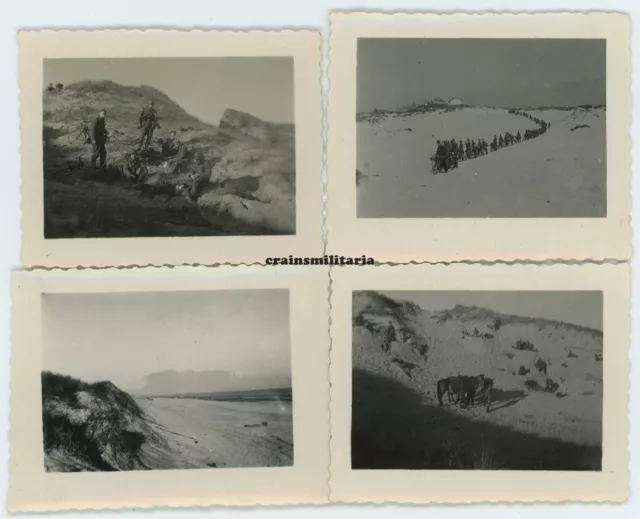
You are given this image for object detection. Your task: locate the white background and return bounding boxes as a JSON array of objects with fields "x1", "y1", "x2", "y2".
[{"x1": 1, "y1": 0, "x2": 637, "y2": 517}]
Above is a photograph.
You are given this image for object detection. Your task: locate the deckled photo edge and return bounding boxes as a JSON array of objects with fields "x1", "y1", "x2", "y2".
[
  {"x1": 20, "y1": 29, "x2": 323, "y2": 268},
  {"x1": 328, "y1": 263, "x2": 629, "y2": 504},
  {"x1": 8, "y1": 267, "x2": 331, "y2": 512},
  {"x1": 326, "y1": 12, "x2": 631, "y2": 262}
]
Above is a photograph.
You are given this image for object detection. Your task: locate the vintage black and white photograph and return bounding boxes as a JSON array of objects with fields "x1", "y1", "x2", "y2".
[
  {"x1": 42, "y1": 57, "x2": 296, "y2": 238},
  {"x1": 356, "y1": 38, "x2": 607, "y2": 218},
  {"x1": 41, "y1": 289, "x2": 293, "y2": 472},
  {"x1": 351, "y1": 290, "x2": 603, "y2": 471}
]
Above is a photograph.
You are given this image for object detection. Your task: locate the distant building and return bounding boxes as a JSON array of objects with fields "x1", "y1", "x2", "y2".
[{"x1": 449, "y1": 97, "x2": 463, "y2": 106}]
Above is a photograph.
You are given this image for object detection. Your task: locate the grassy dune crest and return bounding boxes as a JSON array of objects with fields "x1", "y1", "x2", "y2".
[
  {"x1": 352, "y1": 291, "x2": 603, "y2": 470},
  {"x1": 43, "y1": 80, "x2": 295, "y2": 237}
]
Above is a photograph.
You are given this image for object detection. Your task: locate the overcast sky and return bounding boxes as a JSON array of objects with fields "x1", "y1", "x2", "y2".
[
  {"x1": 357, "y1": 38, "x2": 606, "y2": 111},
  {"x1": 44, "y1": 57, "x2": 294, "y2": 125},
  {"x1": 42, "y1": 290, "x2": 291, "y2": 390},
  {"x1": 380, "y1": 290, "x2": 603, "y2": 331}
]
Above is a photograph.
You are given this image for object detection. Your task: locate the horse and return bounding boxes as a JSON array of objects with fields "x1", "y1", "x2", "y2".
[
  {"x1": 437, "y1": 377, "x2": 456, "y2": 406},
  {"x1": 469, "y1": 375, "x2": 494, "y2": 412},
  {"x1": 437, "y1": 376, "x2": 467, "y2": 406},
  {"x1": 437, "y1": 376, "x2": 476, "y2": 409}
]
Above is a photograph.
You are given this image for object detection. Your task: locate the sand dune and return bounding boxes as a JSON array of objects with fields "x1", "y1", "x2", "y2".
[
  {"x1": 352, "y1": 291, "x2": 603, "y2": 470},
  {"x1": 356, "y1": 107, "x2": 606, "y2": 218},
  {"x1": 42, "y1": 372, "x2": 293, "y2": 472},
  {"x1": 138, "y1": 397, "x2": 293, "y2": 469},
  {"x1": 43, "y1": 80, "x2": 295, "y2": 237}
]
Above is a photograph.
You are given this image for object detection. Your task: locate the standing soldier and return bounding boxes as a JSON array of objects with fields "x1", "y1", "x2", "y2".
[
  {"x1": 435, "y1": 140, "x2": 448, "y2": 173},
  {"x1": 89, "y1": 109, "x2": 108, "y2": 168},
  {"x1": 138, "y1": 100, "x2": 160, "y2": 150},
  {"x1": 498, "y1": 134, "x2": 504, "y2": 148},
  {"x1": 450, "y1": 139, "x2": 458, "y2": 169}
]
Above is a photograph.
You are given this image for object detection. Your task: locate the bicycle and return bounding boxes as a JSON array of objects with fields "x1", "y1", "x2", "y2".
[{"x1": 66, "y1": 122, "x2": 91, "y2": 146}]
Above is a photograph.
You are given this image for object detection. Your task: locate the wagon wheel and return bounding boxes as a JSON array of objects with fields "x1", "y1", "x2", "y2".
[{"x1": 67, "y1": 125, "x2": 87, "y2": 145}]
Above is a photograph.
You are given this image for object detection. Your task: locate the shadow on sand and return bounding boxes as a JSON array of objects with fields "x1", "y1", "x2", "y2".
[
  {"x1": 490, "y1": 388, "x2": 528, "y2": 412},
  {"x1": 351, "y1": 369, "x2": 601, "y2": 471}
]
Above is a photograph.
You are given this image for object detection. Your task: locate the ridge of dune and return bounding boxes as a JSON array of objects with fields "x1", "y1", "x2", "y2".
[
  {"x1": 43, "y1": 80, "x2": 296, "y2": 237},
  {"x1": 352, "y1": 292, "x2": 603, "y2": 454}
]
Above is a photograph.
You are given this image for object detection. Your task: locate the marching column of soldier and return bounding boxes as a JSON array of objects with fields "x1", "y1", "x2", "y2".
[
  {"x1": 78, "y1": 99, "x2": 215, "y2": 202},
  {"x1": 431, "y1": 111, "x2": 550, "y2": 174}
]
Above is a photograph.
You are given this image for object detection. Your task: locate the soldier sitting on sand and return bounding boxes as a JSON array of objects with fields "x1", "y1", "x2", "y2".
[
  {"x1": 161, "y1": 130, "x2": 179, "y2": 158},
  {"x1": 166, "y1": 138, "x2": 190, "y2": 174},
  {"x1": 122, "y1": 149, "x2": 149, "y2": 185}
]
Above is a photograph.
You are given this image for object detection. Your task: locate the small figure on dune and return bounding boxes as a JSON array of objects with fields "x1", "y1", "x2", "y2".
[
  {"x1": 89, "y1": 109, "x2": 108, "y2": 168},
  {"x1": 138, "y1": 100, "x2": 160, "y2": 150}
]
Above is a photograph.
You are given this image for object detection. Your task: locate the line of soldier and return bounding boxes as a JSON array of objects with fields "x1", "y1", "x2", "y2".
[
  {"x1": 432, "y1": 113, "x2": 551, "y2": 174},
  {"x1": 433, "y1": 137, "x2": 491, "y2": 173},
  {"x1": 508, "y1": 109, "x2": 551, "y2": 131},
  {"x1": 87, "y1": 100, "x2": 211, "y2": 201}
]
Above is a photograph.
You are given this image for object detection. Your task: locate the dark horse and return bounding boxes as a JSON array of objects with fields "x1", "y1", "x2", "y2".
[
  {"x1": 437, "y1": 376, "x2": 463, "y2": 406},
  {"x1": 469, "y1": 375, "x2": 494, "y2": 413},
  {"x1": 437, "y1": 375, "x2": 494, "y2": 412},
  {"x1": 436, "y1": 376, "x2": 475, "y2": 408}
]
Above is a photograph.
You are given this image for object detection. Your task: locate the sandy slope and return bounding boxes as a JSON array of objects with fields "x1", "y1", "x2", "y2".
[
  {"x1": 138, "y1": 397, "x2": 293, "y2": 468},
  {"x1": 356, "y1": 107, "x2": 606, "y2": 217},
  {"x1": 42, "y1": 372, "x2": 293, "y2": 472},
  {"x1": 43, "y1": 81, "x2": 295, "y2": 237},
  {"x1": 351, "y1": 292, "x2": 603, "y2": 470}
]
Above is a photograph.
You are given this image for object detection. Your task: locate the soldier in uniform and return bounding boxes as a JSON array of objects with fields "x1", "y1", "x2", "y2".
[
  {"x1": 122, "y1": 149, "x2": 148, "y2": 185},
  {"x1": 138, "y1": 100, "x2": 160, "y2": 150},
  {"x1": 89, "y1": 109, "x2": 108, "y2": 168},
  {"x1": 449, "y1": 139, "x2": 458, "y2": 169},
  {"x1": 167, "y1": 139, "x2": 190, "y2": 174},
  {"x1": 435, "y1": 140, "x2": 448, "y2": 173},
  {"x1": 162, "y1": 130, "x2": 179, "y2": 158}
]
